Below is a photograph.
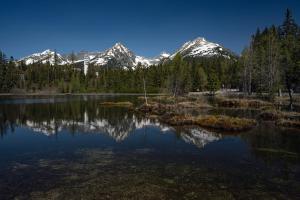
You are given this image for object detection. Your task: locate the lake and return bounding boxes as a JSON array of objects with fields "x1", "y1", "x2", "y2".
[{"x1": 0, "y1": 95, "x2": 299, "y2": 199}]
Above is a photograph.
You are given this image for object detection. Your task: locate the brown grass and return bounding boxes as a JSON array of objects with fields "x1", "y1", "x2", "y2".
[
  {"x1": 100, "y1": 101, "x2": 133, "y2": 107},
  {"x1": 162, "y1": 115, "x2": 195, "y2": 126},
  {"x1": 258, "y1": 109, "x2": 300, "y2": 129},
  {"x1": 195, "y1": 115, "x2": 257, "y2": 131},
  {"x1": 138, "y1": 96, "x2": 177, "y2": 104},
  {"x1": 259, "y1": 109, "x2": 283, "y2": 121},
  {"x1": 276, "y1": 119, "x2": 300, "y2": 129},
  {"x1": 138, "y1": 95, "x2": 200, "y2": 104},
  {"x1": 177, "y1": 101, "x2": 212, "y2": 108},
  {"x1": 138, "y1": 95, "x2": 211, "y2": 110},
  {"x1": 162, "y1": 114, "x2": 257, "y2": 131},
  {"x1": 259, "y1": 108, "x2": 300, "y2": 121},
  {"x1": 136, "y1": 103, "x2": 176, "y2": 116},
  {"x1": 217, "y1": 98, "x2": 272, "y2": 109}
]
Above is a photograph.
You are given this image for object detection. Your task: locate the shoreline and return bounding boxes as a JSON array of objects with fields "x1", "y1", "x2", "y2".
[{"x1": 0, "y1": 93, "x2": 167, "y2": 97}]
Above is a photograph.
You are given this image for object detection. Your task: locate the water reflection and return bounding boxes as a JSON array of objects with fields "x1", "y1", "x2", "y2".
[
  {"x1": 24, "y1": 115, "x2": 172, "y2": 141},
  {"x1": 0, "y1": 97, "x2": 221, "y2": 149},
  {"x1": 0, "y1": 96, "x2": 300, "y2": 199},
  {"x1": 180, "y1": 128, "x2": 221, "y2": 149}
]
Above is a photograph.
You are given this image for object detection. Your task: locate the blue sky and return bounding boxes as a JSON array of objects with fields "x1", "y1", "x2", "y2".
[{"x1": 1, "y1": 0, "x2": 300, "y2": 58}]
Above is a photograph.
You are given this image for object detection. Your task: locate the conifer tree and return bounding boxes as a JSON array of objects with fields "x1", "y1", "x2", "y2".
[{"x1": 279, "y1": 9, "x2": 300, "y2": 107}]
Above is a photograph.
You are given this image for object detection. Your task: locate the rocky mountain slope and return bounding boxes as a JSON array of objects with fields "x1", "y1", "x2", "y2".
[
  {"x1": 18, "y1": 37, "x2": 234, "y2": 69},
  {"x1": 171, "y1": 37, "x2": 233, "y2": 59}
]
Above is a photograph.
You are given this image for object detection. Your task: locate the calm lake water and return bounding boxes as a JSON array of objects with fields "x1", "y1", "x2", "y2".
[{"x1": 0, "y1": 95, "x2": 299, "y2": 199}]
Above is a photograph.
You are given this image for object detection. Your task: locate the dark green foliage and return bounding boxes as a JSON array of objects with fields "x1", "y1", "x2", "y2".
[
  {"x1": 0, "y1": 52, "x2": 19, "y2": 92},
  {"x1": 0, "y1": 49, "x2": 240, "y2": 94},
  {"x1": 279, "y1": 9, "x2": 300, "y2": 104},
  {"x1": 241, "y1": 9, "x2": 300, "y2": 104},
  {"x1": 207, "y1": 68, "x2": 220, "y2": 95}
]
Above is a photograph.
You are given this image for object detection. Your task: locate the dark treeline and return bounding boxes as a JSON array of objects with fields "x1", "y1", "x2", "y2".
[
  {"x1": 0, "y1": 9, "x2": 299, "y2": 101},
  {"x1": 241, "y1": 9, "x2": 300, "y2": 104},
  {"x1": 0, "y1": 52, "x2": 238, "y2": 95}
]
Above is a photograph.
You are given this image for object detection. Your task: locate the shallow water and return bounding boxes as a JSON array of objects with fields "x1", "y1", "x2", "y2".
[{"x1": 0, "y1": 95, "x2": 299, "y2": 199}]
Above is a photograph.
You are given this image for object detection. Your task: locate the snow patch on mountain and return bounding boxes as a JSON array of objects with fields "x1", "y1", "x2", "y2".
[
  {"x1": 20, "y1": 49, "x2": 68, "y2": 65},
  {"x1": 89, "y1": 43, "x2": 168, "y2": 69},
  {"x1": 171, "y1": 37, "x2": 231, "y2": 59},
  {"x1": 18, "y1": 37, "x2": 234, "y2": 69}
]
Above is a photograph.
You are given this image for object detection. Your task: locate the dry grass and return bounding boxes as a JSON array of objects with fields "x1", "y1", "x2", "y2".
[
  {"x1": 162, "y1": 115, "x2": 195, "y2": 126},
  {"x1": 177, "y1": 101, "x2": 212, "y2": 108},
  {"x1": 258, "y1": 109, "x2": 283, "y2": 121},
  {"x1": 259, "y1": 109, "x2": 300, "y2": 129},
  {"x1": 276, "y1": 119, "x2": 300, "y2": 129},
  {"x1": 138, "y1": 96, "x2": 177, "y2": 104},
  {"x1": 99, "y1": 101, "x2": 133, "y2": 107},
  {"x1": 259, "y1": 108, "x2": 300, "y2": 121},
  {"x1": 138, "y1": 95, "x2": 211, "y2": 110},
  {"x1": 138, "y1": 95, "x2": 201, "y2": 104},
  {"x1": 136, "y1": 103, "x2": 177, "y2": 118},
  {"x1": 217, "y1": 98, "x2": 272, "y2": 109},
  {"x1": 195, "y1": 115, "x2": 257, "y2": 131},
  {"x1": 275, "y1": 95, "x2": 300, "y2": 103},
  {"x1": 163, "y1": 114, "x2": 257, "y2": 131}
]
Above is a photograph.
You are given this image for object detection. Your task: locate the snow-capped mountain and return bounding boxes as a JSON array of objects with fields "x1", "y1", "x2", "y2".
[
  {"x1": 89, "y1": 43, "x2": 136, "y2": 69},
  {"x1": 23, "y1": 114, "x2": 171, "y2": 141},
  {"x1": 64, "y1": 51, "x2": 100, "y2": 63},
  {"x1": 180, "y1": 128, "x2": 221, "y2": 149},
  {"x1": 89, "y1": 43, "x2": 166, "y2": 69},
  {"x1": 171, "y1": 37, "x2": 233, "y2": 59},
  {"x1": 18, "y1": 37, "x2": 234, "y2": 69},
  {"x1": 19, "y1": 49, "x2": 69, "y2": 65},
  {"x1": 23, "y1": 116, "x2": 220, "y2": 149}
]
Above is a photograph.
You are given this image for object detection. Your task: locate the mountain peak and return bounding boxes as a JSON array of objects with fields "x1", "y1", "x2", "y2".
[
  {"x1": 111, "y1": 42, "x2": 128, "y2": 51},
  {"x1": 42, "y1": 49, "x2": 53, "y2": 54},
  {"x1": 18, "y1": 37, "x2": 234, "y2": 68},
  {"x1": 31, "y1": 49, "x2": 54, "y2": 57},
  {"x1": 20, "y1": 49, "x2": 67, "y2": 65},
  {"x1": 171, "y1": 37, "x2": 229, "y2": 58},
  {"x1": 113, "y1": 42, "x2": 125, "y2": 47},
  {"x1": 193, "y1": 37, "x2": 206, "y2": 42},
  {"x1": 108, "y1": 42, "x2": 131, "y2": 55},
  {"x1": 183, "y1": 37, "x2": 211, "y2": 48}
]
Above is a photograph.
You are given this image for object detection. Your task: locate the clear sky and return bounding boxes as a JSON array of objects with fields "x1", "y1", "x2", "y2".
[{"x1": 1, "y1": 0, "x2": 300, "y2": 58}]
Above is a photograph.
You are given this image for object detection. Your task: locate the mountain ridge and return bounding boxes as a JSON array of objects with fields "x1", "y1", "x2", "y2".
[{"x1": 18, "y1": 37, "x2": 235, "y2": 69}]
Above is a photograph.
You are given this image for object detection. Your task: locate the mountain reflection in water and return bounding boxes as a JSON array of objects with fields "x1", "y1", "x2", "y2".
[
  {"x1": 0, "y1": 96, "x2": 221, "y2": 149},
  {"x1": 0, "y1": 96, "x2": 299, "y2": 200}
]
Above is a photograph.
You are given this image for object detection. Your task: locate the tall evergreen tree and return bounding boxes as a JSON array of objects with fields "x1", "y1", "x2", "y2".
[{"x1": 279, "y1": 9, "x2": 300, "y2": 107}]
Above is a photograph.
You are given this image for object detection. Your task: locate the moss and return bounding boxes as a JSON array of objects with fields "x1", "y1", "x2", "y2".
[{"x1": 99, "y1": 101, "x2": 133, "y2": 107}]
